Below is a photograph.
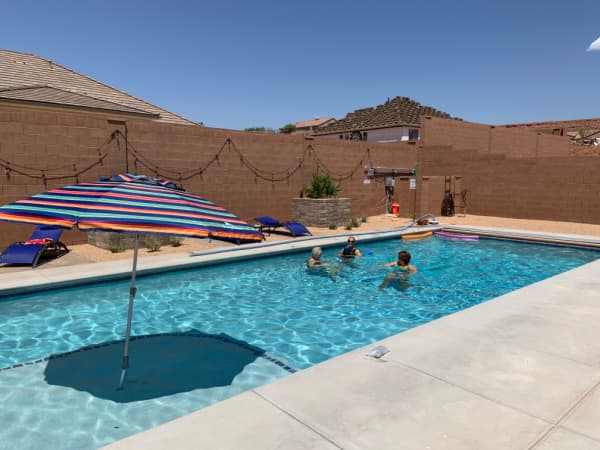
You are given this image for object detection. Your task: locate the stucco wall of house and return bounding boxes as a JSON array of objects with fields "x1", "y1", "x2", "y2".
[{"x1": 315, "y1": 126, "x2": 413, "y2": 143}]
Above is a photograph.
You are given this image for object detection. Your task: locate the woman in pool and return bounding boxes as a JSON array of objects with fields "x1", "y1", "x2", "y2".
[
  {"x1": 379, "y1": 250, "x2": 417, "y2": 290},
  {"x1": 339, "y1": 237, "x2": 363, "y2": 259}
]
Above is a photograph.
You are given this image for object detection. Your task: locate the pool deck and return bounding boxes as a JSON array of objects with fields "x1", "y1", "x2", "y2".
[{"x1": 2, "y1": 223, "x2": 600, "y2": 449}]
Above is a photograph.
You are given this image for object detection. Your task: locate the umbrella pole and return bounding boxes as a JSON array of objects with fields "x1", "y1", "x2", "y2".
[{"x1": 118, "y1": 233, "x2": 140, "y2": 389}]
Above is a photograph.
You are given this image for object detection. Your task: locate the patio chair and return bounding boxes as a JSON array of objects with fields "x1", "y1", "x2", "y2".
[
  {"x1": 254, "y1": 216, "x2": 311, "y2": 237},
  {"x1": 0, "y1": 225, "x2": 69, "y2": 267}
]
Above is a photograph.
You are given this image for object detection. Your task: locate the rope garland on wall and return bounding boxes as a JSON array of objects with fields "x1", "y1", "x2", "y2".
[
  {"x1": 0, "y1": 133, "x2": 114, "y2": 187},
  {"x1": 0, "y1": 128, "x2": 377, "y2": 188},
  {"x1": 116, "y1": 130, "x2": 374, "y2": 185}
]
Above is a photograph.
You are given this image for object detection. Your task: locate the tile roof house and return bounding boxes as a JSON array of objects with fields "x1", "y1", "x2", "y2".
[
  {"x1": 501, "y1": 118, "x2": 600, "y2": 146},
  {"x1": 313, "y1": 96, "x2": 458, "y2": 142},
  {"x1": 0, "y1": 49, "x2": 196, "y2": 125},
  {"x1": 292, "y1": 117, "x2": 335, "y2": 135}
]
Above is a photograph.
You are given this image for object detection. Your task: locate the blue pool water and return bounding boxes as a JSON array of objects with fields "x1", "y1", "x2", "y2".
[{"x1": 0, "y1": 236, "x2": 597, "y2": 449}]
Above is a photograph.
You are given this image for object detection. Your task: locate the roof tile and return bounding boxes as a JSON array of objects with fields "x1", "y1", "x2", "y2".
[{"x1": 314, "y1": 96, "x2": 458, "y2": 134}]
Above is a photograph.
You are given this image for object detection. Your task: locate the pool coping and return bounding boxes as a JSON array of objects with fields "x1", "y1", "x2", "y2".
[{"x1": 97, "y1": 229, "x2": 600, "y2": 450}]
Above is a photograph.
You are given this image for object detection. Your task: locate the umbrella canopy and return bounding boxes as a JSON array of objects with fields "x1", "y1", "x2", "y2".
[
  {"x1": 0, "y1": 174, "x2": 263, "y2": 243},
  {"x1": 0, "y1": 174, "x2": 264, "y2": 388}
]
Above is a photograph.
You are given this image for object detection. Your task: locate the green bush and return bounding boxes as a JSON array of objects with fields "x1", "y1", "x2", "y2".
[
  {"x1": 345, "y1": 221, "x2": 353, "y2": 230},
  {"x1": 168, "y1": 236, "x2": 183, "y2": 247},
  {"x1": 108, "y1": 234, "x2": 125, "y2": 253},
  {"x1": 328, "y1": 223, "x2": 337, "y2": 230},
  {"x1": 351, "y1": 217, "x2": 360, "y2": 228},
  {"x1": 144, "y1": 235, "x2": 162, "y2": 252},
  {"x1": 305, "y1": 173, "x2": 341, "y2": 199},
  {"x1": 361, "y1": 215, "x2": 368, "y2": 223},
  {"x1": 279, "y1": 123, "x2": 297, "y2": 134}
]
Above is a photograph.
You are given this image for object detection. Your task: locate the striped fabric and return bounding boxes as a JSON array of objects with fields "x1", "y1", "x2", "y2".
[{"x1": 0, "y1": 177, "x2": 264, "y2": 243}]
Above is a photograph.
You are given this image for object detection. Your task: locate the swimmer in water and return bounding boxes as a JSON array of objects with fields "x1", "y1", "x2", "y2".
[
  {"x1": 378, "y1": 250, "x2": 417, "y2": 290},
  {"x1": 338, "y1": 236, "x2": 363, "y2": 259},
  {"x1": 307, "y1": 246, "x2": 340, "y2": 280}
]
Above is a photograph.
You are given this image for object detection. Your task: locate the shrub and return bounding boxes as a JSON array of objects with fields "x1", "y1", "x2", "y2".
[
  {"x1": 144, "y1": 235, "x2": 162, "y2": 252},
  {"x1": 108, "y1": 234, "x2": 125, "y2": 253},
  {"x1": 279, "y1": 123, "x2": 297, "y2": 134},
  {"x1": 305, "y1": 173, "x2": 341, "y2": 199},
  {"x1": 361, "y1": 215, "x2": 368, "y2": 223},
  {"x1": 351, "y1": 217, "x2": 360, "y2": 228},
  {"x1": 168, "y1": 236, "x2": 183, "y2": 247},
  {"x1": 345, "y1": 221, "x2": 353, "y2": 230},
  {"x1": 328, "y1": 223, "x2": 337, "y2": 230}
]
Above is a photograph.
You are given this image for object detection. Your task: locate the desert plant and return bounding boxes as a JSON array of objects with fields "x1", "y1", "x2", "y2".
[
  {"x1": 351, "y1": 217, "x2": 360, "y2": 227},
  {"x1": 328, "y1": 223, "x2": 337, "y2": 230},
  {"x1": 144, "y1": 235, "x2": 162, "y2": 252},
  {"x1": 108, "y1": 234, "x2": 125, "y2": 253},
  {"x1": 361, "y1": 215, "x2": 368, "y2": 223},
  {"x1": 279, "y1": 123, "x2": 297, "y2": 134},
  {"x1": 168, "y1": 236, "x2": 183, "y2": 247},
  {"x1": 244, "y1": 126, "x2": 276, "y2": 133},
  {"x1": 345, "y1": 221, "x2": 353, "y2": 230},
  {"x1": 305, "y1": 173, "x2": 341, "y2": 199}
]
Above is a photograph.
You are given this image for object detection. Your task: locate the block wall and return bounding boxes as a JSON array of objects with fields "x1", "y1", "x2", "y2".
[
  {"x1": 1, "y1": 107, "x2": 597, "y2": 250},
  {"x1": 0, "y1": 106, "x2": 418, "y2": 247},
  {"x1": 419, "y1": 118, "x2": 599, "y2": 224}
]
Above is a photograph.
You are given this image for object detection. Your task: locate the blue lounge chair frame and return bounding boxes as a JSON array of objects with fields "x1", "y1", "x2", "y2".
[
  {"x1": 0, "y1": 225, "x2": 69, "y2": 267},
  {"x1": 254, "y1": 216, "x2": 311, "y2": 237}
]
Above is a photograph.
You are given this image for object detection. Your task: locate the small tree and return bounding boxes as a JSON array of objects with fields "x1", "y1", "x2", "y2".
[
  {"x1": 244, "y1": 126, "x2": 276, "y2": 133},
  {"x1": 279, "y1": 123, "x2": 297, "y2": 134},
  {"x1": 305, "y1": 173, "x2": 341, "y2": 198}
]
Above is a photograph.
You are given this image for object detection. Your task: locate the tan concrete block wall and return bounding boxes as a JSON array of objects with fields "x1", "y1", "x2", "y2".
[
  {"x1": 0, "y1": 106, "x2": 418, "y2": 247},
  {"x1": 420, "y1": 116, "x2": 491, "y2": 151},
  {"x1": 422, "y1": 117, "x2": 570, "y2": 158},
  {"x1": 0, "y1": 107, "x2": 597, "y2": 250}
]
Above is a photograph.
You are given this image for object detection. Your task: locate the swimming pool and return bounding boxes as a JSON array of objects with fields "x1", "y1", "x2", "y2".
[{"x1": 0, "y1": 236, "x2": 597, "y2": 449}]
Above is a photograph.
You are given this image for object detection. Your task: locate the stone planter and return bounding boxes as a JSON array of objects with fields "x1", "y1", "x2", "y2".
[{"x1": 292, "y1": 197, "x2": 351, "y2": 228}]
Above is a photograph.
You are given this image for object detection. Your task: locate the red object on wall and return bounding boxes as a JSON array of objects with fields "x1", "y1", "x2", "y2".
[{"x1": 392, "y1": 203, "x2": 400, "y2": 216}]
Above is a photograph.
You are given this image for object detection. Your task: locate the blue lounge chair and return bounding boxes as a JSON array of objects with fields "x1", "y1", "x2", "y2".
[
  {"x1": 254, "y1": 216, "x2": 311, "y2": 237},
  {"x1": 0, "y1": 225, "x2": 69, "y2": 267}
]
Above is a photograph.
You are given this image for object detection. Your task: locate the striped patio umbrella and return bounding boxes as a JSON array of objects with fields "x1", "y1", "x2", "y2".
[{"x1": 0, "y1": 174, "x2": 264, "y2": 388}]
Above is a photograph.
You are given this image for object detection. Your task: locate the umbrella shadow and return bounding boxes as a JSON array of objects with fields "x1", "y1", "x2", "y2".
[{"x1": 43, "y1": 330, "x2": 286, "y2": 403}]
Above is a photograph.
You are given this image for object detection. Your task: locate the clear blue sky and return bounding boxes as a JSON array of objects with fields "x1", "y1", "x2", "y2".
[{"x1": 2, "y1": 0, "x2": 599, "y2": 130}]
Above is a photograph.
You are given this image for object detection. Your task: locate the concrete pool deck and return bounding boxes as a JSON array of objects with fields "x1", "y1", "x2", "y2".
[
  {"x1": 1, "y1": 215, "x2": 599, "y2": 449},
  {"x1": 101, "y1": 258, "x2": 600, "y2": 450}
]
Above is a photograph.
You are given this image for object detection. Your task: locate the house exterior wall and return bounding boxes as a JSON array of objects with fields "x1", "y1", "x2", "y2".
[{"x1": 315, "y1": 126, "x2": 415, "y2": 143}]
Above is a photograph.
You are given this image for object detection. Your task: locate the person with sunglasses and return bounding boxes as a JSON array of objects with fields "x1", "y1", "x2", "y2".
[{"x1": 339, "y1": 236, "x2": 363, "y2": 259}]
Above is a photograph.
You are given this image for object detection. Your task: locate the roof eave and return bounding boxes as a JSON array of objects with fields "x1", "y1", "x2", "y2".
[{"x1": 0, "y1": 98, "x2": 161, "y2": 119}]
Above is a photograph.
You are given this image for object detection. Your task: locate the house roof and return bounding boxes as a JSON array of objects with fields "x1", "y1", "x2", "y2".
[
  {"x1": 0, "y1": 49, "x2": 196, "y2": 125},
  {"x1": 313, "y1": 96, "x2": 457, "y2": 135},
  {"x1": 501, "y1": 118, "x2": 600, "y2": 132},
  {"x1": 295, "y1": 117, "x2": 335, "y2": 129},
  {"x1": 0, "y1": 85, "x2": 158, "y2": 117}
]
